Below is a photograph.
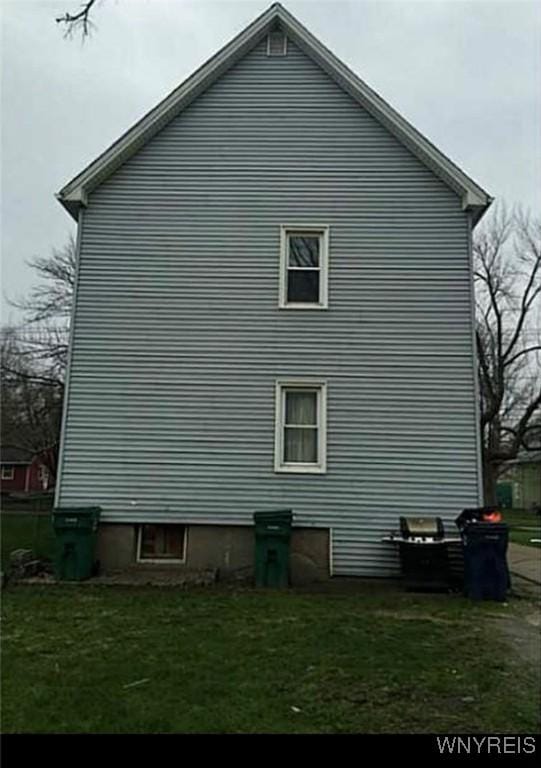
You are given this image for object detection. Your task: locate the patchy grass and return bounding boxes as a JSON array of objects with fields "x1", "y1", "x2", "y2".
[
  {"x1": 502, "y1": 509, "x2": 541, "y2": 549},
  {"x1": 1, "y1": 585, "x2": 539, "y2": 734},
  {"x1": 510, "y1": 530, "x2": 541, "y2": 548},
  {"x1": 1, "y1": 513, "x2": 56, "y2": 567},
  {"x1": 503, "y1": 509, "x2": 541, "y2": 527}
]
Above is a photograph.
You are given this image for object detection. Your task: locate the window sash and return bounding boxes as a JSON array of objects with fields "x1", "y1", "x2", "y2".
[
  {"x1": 284, "y1": 426, "x2": 318, "y2": 464},
  {"x1": 284, "y1": 389, "x2": 319, "y2": 428},
  {"x1": 286, "y1": 270, "x2": 320, "y2": 304},
  {"x1": 287, "y1": 235, "x2": 321, "y2": 269}
]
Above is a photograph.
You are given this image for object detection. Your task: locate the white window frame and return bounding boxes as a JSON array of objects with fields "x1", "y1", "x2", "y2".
[
  {"x1": 274, "y1": 379, "x2": 327, "y2": 474},
  {"x1": 266, "y1": 29, "x2": 288, "y2": 57},
  {"x1": 279, "y1": 226, "x2": 329, "y2": 309},
  {"x1": 1, "y1": 466, "x2": 14, "y2": 480},
  {"x1": 136, "y1": 524, "x2": 188, "y2": 564}
]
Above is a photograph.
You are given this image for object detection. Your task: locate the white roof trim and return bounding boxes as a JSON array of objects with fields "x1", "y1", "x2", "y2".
[{"x1": 57, "y1": 2, "x2": 492, "y2": 222}]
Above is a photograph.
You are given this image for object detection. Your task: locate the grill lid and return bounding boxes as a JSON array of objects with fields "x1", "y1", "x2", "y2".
[{"x1": 399, "y1": 516, "x2": 445, "y2": 539}]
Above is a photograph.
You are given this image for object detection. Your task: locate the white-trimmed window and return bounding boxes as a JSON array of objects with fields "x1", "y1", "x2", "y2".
[
  {"x1": 1, "y1": 466, "x2": 14, "y2": 480},
  {"x1": 275, "y1": 380, "x2": 327, "y2": 473},
  {"x1": 137, "y1": 524, "x2": 187, "y2": 563},
  {"x1": 279, "y1": 226, "x2": 329, "y2": 309}
]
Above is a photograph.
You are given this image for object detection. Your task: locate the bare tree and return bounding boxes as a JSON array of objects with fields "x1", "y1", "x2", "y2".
[
  {"x1": 474, "y1": 203, "x2": 541, "y2": 504},
  {"x1": 1, "y1": 328, "x2": 63, "y2": 482},
  {"x1": 2, "y1": 237, "x2": 76, "y2": 482},
  {"x1": 15, "y1": 235, "x2": 76, "y2": 324},
  {"x1": 56, "y1": 0, "x2": 100, "y2": 39},
  {"x1": 10, "y1": 235, "x2": 76, "y2": 382}
]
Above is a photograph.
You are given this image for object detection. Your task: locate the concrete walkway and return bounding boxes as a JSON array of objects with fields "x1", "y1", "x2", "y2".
[{"x1": 508, "y1": 542, "x2": 541, "y2": 592}]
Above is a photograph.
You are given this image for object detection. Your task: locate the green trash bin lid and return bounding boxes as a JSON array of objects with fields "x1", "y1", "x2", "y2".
[
  {"x1": 254, "y1": 509, "x2": 293, "y2": 537},
  {"x1": 53, "y1": 507, "x2": 101, "y2": 530},
  {"x1": 254, "y1": 509, "x2": 293, "y2": 524}
]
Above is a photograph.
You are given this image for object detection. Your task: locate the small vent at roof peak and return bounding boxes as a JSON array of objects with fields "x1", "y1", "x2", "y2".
[{"x1": 267, "y1": 27, "x2": 287, "y2": 57}]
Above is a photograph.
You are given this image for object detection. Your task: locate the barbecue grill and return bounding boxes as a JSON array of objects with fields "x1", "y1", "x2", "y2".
[{"x1": 383, "y1": 516, "x2": 461, "y2": 591}]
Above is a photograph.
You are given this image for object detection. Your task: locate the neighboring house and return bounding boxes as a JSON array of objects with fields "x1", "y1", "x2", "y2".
[
  {"x1": 54, "y1": 3, "x2": 491, "y2": 579},
  {"x1": 0, "y1": 446, "x2": 54, "y2": 494},
  {"x1": 497, "y1": 452, "x2": 541, "y2": 512}
]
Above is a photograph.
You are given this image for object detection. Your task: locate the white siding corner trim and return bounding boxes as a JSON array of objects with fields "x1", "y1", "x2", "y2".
[{"x1": 53, "y1": 207, "x2": 84, "y2": 509}]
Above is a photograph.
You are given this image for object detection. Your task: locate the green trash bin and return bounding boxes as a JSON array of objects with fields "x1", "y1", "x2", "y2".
[
  {"x1": 52, "y1": 507, "x2": 101, "y2": 581},
  {"x1": 253, "y1": 509, "x2": 293, "y2": 588}
]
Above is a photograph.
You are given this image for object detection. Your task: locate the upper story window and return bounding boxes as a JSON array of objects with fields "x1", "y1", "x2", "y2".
[{"x1": 279, "y1": 226, "x2": 329, "y2": 309}]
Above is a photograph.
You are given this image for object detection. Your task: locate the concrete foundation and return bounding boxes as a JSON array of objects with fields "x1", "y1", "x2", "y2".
[{"x1": 96, "y1": 522, "x2": 330, "y2": 585}]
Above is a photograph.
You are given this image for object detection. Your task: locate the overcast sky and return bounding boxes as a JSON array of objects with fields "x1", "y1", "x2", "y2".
[{"x1": 2, "y1": 0, "x2": 540, "y2": 323}]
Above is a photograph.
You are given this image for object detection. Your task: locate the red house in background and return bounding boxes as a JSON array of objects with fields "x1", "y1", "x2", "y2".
[{"x1": 0, "y1": 446, "x2": 55, "y2": 495}]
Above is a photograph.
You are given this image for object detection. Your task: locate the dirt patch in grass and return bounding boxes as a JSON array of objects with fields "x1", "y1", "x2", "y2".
[{"x1": 490, "y1": 602, "x2": 541, "y2": 670}]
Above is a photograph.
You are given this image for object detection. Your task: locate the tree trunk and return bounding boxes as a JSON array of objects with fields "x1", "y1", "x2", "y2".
[{"x1": 482, "y1": 459, "x2": 499, "y2": 506}]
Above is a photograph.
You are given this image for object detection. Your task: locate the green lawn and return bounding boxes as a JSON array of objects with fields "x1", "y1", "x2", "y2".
[
  {"x1": 503, "y1": 509, "x2": 541, "y2": 528},
  {"x1": 1, "y1": 513, "x2": 56, "y2": 568},
  {"x1": 509, "y1": 529, "x2": 541, "y2": 548},
  {"x1": 1, "y1": 585, "x2": 539, "y2": 734},
  {"x1": 502, "y1": 509, "x2": 541, "y2": 549}
]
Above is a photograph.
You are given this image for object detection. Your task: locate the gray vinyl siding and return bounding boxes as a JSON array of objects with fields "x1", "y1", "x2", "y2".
[{"x1": 57, "y1": 37, "x2": 480, "y2": 576}]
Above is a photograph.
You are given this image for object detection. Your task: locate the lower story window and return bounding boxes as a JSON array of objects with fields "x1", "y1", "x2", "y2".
[
  {"x1": 137, "y1": 524, "x2": 187, "y2": 562},
  {"x1": 1, "y1": 466, "x2": 14, "y2": 480},
  {"x1": 275, "y1": 380, "x2": 327, "y2": 473}
]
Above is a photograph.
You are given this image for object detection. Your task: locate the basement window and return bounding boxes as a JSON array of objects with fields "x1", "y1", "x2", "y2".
[
  {"x1": 1, "y1": 466, "x2": 15, "y2": 480},
  {"x1": 137, "y1": 524, "x2": 187, "y2": 563},
  {"x1": 267, "y1": 28, "x2": 287, "y2": 56}
]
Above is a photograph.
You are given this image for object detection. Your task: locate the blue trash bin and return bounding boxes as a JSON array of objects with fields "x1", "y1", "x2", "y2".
[{"x1": 461, "y1": 522, "x2": 510, "y2": 601}]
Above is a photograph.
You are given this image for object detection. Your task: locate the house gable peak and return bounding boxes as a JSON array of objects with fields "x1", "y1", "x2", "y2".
[{"x1": 57, "y1": 2, "x2": 491, "y2": 223}]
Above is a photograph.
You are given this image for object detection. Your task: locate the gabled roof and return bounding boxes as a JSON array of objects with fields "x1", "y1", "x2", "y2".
[
  {"x1": 57, "y1": 2, "x2": 492, "y2": 223},
  {"x1": 0, "y1": 445, "x2": 33, "y2": 465}
]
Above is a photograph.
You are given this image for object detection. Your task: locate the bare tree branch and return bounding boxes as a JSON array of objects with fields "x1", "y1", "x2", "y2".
[
  {"x1": 11, "y1": 235, "x2": 75, "y2": 323},
  {"x1": 505, "y1": 345, "x2": 541, "y2": 368},
  {"x1": 56, "y1": 0, "x2": 99, "y2": 39}
]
